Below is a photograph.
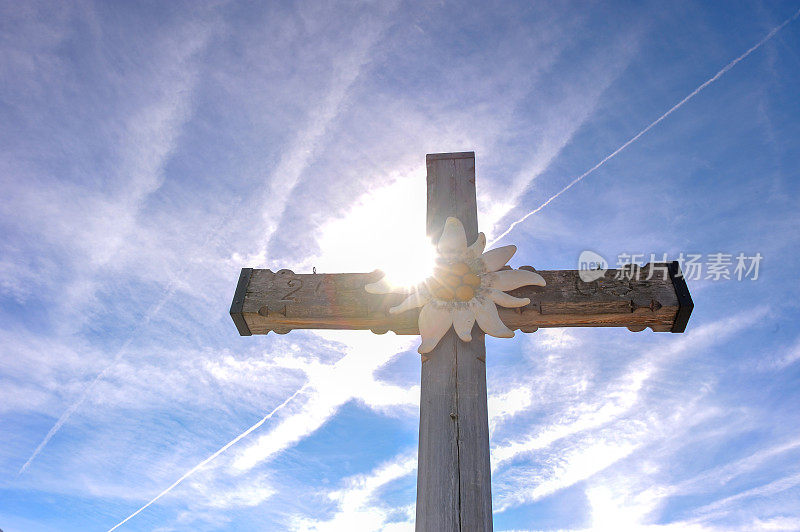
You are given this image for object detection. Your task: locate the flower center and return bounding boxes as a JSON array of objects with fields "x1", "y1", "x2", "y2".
[{"x1": 427, "y1": 262, "x2": 481, "y2": 302}]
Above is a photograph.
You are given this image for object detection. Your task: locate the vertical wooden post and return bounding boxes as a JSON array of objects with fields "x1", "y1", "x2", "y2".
[{"x1": 416, "y1": 152, "x2": 493, "y2": 531}]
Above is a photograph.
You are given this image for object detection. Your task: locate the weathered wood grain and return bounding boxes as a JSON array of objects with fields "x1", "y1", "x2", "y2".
[
  {"x1": 417, "y1": 152, "x2": 492, "y2": 531},
  {"x1": 454, "y1": 328, "x2": 493, "y2": 530},
  {"x1": 415, "y1": 328, "x2": 461, "y2": 532},
  {"x1": 231, "y1": 264, "x2": 688, "y2": 336}
]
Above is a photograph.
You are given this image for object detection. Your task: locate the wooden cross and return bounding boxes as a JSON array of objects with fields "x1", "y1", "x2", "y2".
[{"x1": 230, "y1": 152, "x2": 693, "y2": 531}]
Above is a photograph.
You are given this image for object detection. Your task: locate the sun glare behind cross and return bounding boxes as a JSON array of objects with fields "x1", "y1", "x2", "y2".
[
  {"x1": 378, "y1": 238, "x2": 437, "y2": 290},
  {"x1": 366, "y1": 217, "x2": 547, "y2": 354}
]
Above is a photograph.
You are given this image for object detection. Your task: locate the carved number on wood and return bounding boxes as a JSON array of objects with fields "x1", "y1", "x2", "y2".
[{"x1": 280, "y1": 278, "x2": 303, "y2": 301}]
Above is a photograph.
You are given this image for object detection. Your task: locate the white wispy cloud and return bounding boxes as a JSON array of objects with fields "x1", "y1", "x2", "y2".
[
  {"x1": 3, "y1": 3, "x2": 799, "y2": 531},
  {"x1": 10, "y1": 6, "x2": 220, "y2": 474},
  {"x1": 756, "y1": 334, "x2": 800, "y2": 370},
  {"x1": 105, "y1": 384, "x2": 307, "y2": 531},
  {"x1": 691, "y1": 470, "x2": 800, "y2": 524},
  {"x1": 244, "y1": 0, "x2": 401, "y2": 268},
  {"x1": 489, "y1": 6, "x2": 800, "y2": 246},
  {"x1": 479, "y1": 31, "x2": 643, "y2": 240},
  {"x1": 488, "y1": 386, "x2": 533, "y2": 435},
  {"x1": 288, "y1": 452, "x2": 416, "y2": 531},
  {"x1": 490, "y1": 309, "x2": 769, "y2": 513},
  {"x1": 232, "y1": 331, "x2": 416, "y2": 472}
]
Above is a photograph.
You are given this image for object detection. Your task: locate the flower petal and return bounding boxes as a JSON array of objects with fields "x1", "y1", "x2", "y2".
[
  {"x1": 365, "y1": 274, "x2": 414, "y2": 294},
  {"x1": 437, "y1": 217, "x2": 468, "y2": 255},
  {"x1": 389, "y1": 291, "x2": 430, "y2": 314},
  {"x1": 466, "y1": 232, "x2": 486, "y2": 259},
  {"x1": 483, "y1": 269, "x2": 546, "y2": 291},
  {"x1": 452, "y1": 308, "x2": 475, "y2": 342},
  {"x1": 481, "y1": 245, "x2": 517, "y2": 272},
  {"x1": 418, "y1": 303, "x2": 454, "y2": 354},
  {"x1": 487, "y1": 288, "x2": 530, "y2": 308},
  {"x1": 364, "y1": 275, "x2": 395, "y2": 294},
  {"x1": 473, "y1": 299, "x2": 514, "y2": 338}
]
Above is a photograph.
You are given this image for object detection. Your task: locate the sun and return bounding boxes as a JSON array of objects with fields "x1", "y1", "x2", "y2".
[
  {"x1": 365, "y1": 217, "x2": 546, "y2": 354},
  {"x1": 315, "y1": 176, "x2": 438, "y2": 289},
  {"x1": 378, "y1": 238, "x2": 438, "y2": 289}
]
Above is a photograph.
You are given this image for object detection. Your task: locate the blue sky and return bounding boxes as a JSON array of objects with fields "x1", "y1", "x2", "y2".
[{"x1": 2, "y1": 0, "x2": 800, "y2": 530}]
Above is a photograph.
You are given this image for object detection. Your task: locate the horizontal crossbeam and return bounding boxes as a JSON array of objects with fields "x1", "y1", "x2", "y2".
[{"x1": 230, "y1": 262, "x2": 693, "y2": 337}]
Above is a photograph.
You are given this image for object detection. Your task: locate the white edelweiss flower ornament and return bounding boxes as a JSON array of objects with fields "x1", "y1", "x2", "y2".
[{"x1": 364, "y1": 217, "x2": 546, "y2": 354}]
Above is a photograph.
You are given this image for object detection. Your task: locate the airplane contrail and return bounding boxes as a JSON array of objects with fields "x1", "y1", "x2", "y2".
[
  {"x1": 18, "y1": 198, "x2": 246, "y2": 476},
  {"x1": 20, "y1": 4, "x2": 391, "y2": 475},
  {"x1": 489, "y1": 7, "x2": 800, "y2": 247},
  {"x1": 106, "y1": 383, "x2": 308, "y2": 532},
  {"x1": 18, "y1": 300, "x2": 168, "y2": 476}
]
